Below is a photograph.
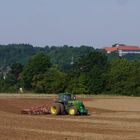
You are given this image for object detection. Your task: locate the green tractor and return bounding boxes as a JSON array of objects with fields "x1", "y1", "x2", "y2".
[{"x1": 49, "y1": 93, "x2": 88, "y2": 115}]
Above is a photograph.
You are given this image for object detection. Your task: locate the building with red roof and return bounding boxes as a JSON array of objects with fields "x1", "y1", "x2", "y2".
[{"x1": 104, "y1": 44, "x2": 140, "y2": 57}]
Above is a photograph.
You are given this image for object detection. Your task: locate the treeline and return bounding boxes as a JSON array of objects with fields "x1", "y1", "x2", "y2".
[
  {"x1": 0, "y1": 50, "x2": 140, "y2": 96},
  {"x1": 0, "y1": 44, "x2": 140, "y2": 71},
  {"x1": 0, "y1": 44, "x2": 95, "y2": 71}
]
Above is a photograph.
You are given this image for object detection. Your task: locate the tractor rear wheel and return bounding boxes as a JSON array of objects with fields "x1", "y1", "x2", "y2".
[
  {"x1": 69, "y1": 106, "x2": 77, "y2": 115},
  {"x1": 59, "y1": 104, "x2": 64, "y2": 114},
  {"x1": 50, "y1": 103, "x2": 61, "y2": 115}
]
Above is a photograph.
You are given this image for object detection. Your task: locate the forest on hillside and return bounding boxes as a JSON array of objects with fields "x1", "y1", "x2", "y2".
[
  {"x1": 0, "y1": 44, "x2": 140, "y2": 70},
  {"x1": 0, "y1": 44, "x2": 140, "y2": 96},
  {"x1": 0, "y1": 44, "x2": 95, "y2": 71}
]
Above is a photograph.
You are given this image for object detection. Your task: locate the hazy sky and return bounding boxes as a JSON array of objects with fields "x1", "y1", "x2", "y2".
[{"x1": 0, "y1": 0, "x2": 140, "y2": 48}]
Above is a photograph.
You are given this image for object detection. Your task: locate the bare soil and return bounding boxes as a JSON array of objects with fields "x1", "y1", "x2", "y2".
[{"x1": 0, "y1": 95, "x2": 140, "y2": 140}]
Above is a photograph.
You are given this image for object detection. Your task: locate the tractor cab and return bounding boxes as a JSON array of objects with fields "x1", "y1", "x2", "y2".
[{"x1": 58, "y1": 93, "x2": 76, "y2": 103}]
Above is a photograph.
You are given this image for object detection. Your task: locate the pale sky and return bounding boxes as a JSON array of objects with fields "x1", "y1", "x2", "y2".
[{"x1": 0, "y1": 0, "x2": 140, "y2": 48}]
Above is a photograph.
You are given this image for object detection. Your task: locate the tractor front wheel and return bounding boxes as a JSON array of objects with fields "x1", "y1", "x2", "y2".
[
  {"x1": 50, "y1": 103, "x2": 61, "y2": 115},
  {"x1": 69, "y1": 106, "x2": 77, "y2": 115}
]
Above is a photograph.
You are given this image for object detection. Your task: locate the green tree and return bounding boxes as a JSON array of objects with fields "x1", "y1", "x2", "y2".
[
  {"x1": 32, "y1": 67, "x2": 66, "y2": 93},
  {"x1": 22, "y1": 53, "x2": 51, "y2": 90},
  {"x1": 66, "y1": 73, "x2": 88, "y2": 94},
  {"x1": 10, "y1": 63, "x2": 23, "y2": 79},
  {"x1": 107, "y1": 59, "x2": 140, "y2": 96},
  {"x1": 0, "y1": 63, "x2": 24, "y2": 93},
  {"x1": 67, "y1": 51, "x2": 108, "y2": 94}
]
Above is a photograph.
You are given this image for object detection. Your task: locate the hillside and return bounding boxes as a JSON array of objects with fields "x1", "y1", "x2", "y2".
[
  {"x1": 0, "y1": 44, "x2": 94, "y2": 71},
  {"x1": 0, "y1": 44, "x2": 139, "y2": 71}
]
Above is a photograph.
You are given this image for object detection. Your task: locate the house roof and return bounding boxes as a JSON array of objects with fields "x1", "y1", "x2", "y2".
[{"x1": 104, "y1": 45, "x2": 140, "y2": 53}]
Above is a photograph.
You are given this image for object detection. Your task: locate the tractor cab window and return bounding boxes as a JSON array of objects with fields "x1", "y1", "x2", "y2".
[
  {"x1": 59, "y1": 93, "x2": 76, "y2": 102},
  {"x1": 63, "y1": 94, "x2": 71, "y2": 101}
]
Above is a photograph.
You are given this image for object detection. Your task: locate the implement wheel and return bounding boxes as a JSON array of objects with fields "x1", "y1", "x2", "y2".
[
  {"x1": 50, "y1": 103, "x2": 61, "y2": 115},
  {"x1": 69, "y1": 106, "x2": 77, "y2": 116}
]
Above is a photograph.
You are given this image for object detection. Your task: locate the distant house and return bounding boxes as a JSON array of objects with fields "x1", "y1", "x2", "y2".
[{"x1": 104, "y1": 44, "x2": 140, "y2": 57}]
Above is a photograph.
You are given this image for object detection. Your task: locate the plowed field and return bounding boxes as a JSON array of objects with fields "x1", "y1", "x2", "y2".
[{"x1": 0, "y1": 95, "x2": 140, "y2": 140}]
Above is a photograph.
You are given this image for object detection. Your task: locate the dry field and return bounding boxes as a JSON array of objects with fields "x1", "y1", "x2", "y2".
[{"x1": 0, "y1": 95, "x2": 140, "y2": 140}]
